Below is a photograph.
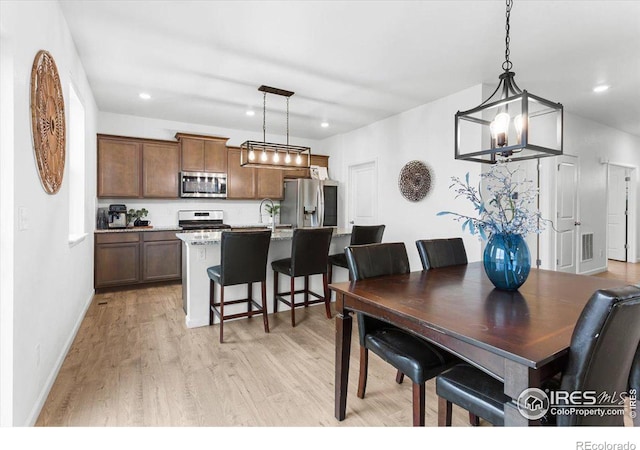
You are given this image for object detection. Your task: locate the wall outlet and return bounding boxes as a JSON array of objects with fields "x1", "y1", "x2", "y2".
[
  {"x1": 198, "y1": 248, "x2": 206, "y2": 261},
  {"x1": 35, "y1": 343, "x2": 40, "y2": 367}
]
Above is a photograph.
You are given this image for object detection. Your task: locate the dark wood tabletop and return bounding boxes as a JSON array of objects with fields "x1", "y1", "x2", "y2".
[{"x1": 329, "y1": 262, "x2": 627, "y2": 426}]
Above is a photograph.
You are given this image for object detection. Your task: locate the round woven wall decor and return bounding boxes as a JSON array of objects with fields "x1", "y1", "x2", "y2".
[
  {"x1": 30, "y1": 50, "x2": 66, "y2": 194},
  {"x1": 398, "y1": 160, "x2": 432, "y2": 202}
]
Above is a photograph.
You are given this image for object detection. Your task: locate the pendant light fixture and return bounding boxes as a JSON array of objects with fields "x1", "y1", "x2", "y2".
[
  {"x1": 454, "y1": 0, "x2": 563, "y2": 163},
  {"x1": 240, "y1": 85, "x2": 311, "y2": 169}
]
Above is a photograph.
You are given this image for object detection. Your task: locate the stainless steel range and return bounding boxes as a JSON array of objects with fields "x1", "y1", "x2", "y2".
[{"x1": 178, "y1": 210, "x2": 231, "y2": 231}]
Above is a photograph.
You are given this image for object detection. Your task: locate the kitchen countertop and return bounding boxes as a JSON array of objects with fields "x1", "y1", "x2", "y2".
[
  {"x1": 94, "y1": 223, "x2": 293, "y2": 233},
  {"x1": 176, "y1": 228, "x2": 351, "y2": 245}
]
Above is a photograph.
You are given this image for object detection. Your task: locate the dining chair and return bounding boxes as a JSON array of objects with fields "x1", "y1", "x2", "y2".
[
  {"x1": 345, "y1": 242, "x2": 457, "y2": 426},
  {"x1": 207, "y1": 230, "x2": 272, "y2": 343},
  {"x1": 436, "y1": 284, "x2": 640, "y2": 426},
  {"x1": 416, "y1": 237, "x2": 468, "y2": 270},
  {"x1": 327, "y1": 224, "x2": 386, "y2": 283},
  {"x1": 272, "y1": 227, "x2": 334, "y2": 327}
]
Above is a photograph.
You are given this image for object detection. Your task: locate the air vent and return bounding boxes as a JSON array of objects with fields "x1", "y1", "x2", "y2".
[{"x1": 581, "y1": 233, "x2": 594, "y2": 262}]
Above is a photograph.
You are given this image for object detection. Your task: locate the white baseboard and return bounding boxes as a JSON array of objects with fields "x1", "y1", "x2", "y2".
[
  {"x1": 579, "y1": 266, "x2": 607, "y2": 276},
  {"x1": 25, "y1": 289, "x2": 95, "y2": 426}
]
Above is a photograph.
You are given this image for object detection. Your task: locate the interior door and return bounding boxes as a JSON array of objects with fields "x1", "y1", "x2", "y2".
[
  {"x1": 607, "y1": 165, "x2": 628, "y2": 261},
  {"x1": 348, "y1": 161, "x2": 377, "y2": 228},
  {"x1": 556, "y1": 156, "x2": 579, "y2": 273}
]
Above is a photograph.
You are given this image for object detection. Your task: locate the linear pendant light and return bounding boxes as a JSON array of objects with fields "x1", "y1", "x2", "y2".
[
  {"x1": 240, "y1": 85, "x2": 311, "y2": 170},
  {"x1": 454, "y1": 0, "x2": 563, "y2": 163}
]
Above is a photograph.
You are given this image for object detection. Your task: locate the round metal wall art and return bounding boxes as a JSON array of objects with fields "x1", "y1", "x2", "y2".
[
  {"x1": 30, "y1": 50, "x2": 66, "y2": 194},
  {"x1": 398, "y1": 160, "x2": 432, "y2": 202}
]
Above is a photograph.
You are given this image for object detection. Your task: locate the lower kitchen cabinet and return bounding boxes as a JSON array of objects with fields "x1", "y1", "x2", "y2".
[{"x1": 95, "y1": 231, "x2": 181, "y2": 289}]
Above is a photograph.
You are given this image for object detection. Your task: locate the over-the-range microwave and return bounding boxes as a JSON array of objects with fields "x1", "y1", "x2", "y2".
[{"x1": 180, "y1": 171, "x2": 227, "y2": 198}]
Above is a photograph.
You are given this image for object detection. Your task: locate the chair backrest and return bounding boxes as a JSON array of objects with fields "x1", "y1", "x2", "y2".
[
  {"x1": 220, "y1": 230, "x2": 271, "y2": 286},
  {"x1": 345, "y1": 242, "x2": 410, "y2": 282},
  {"x1": 350, "y1": 225, "x2": 386, "y2": 246},
  {"x1": 291, "y1": 227, "x2": 334, "y2": 276},
  {"x1": 415, "y1": 238, "x2": 468, "y2": 270},
  {"x1": 558, "y1": 284, "x2": 640, "y2": 426}
]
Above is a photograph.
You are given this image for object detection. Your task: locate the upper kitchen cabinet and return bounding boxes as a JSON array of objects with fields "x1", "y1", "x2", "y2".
[
  {"x1": 98, "y1": 135, "x2": 141, "y2": 197},
  {"x1": 227, "y1": 147, "x2": 256, "y2": 199},
  {"x1": 142, "y1": 142, "x2": 180, "y2": 198},
  {"x1": 175, "y1": 133, "x2": 229, "y2": 173},
  {"x1": 256, "y1": 166, "x2": 284, "y2": 199},
  {"x1": 283, "y1": 154, "x2": 330, "y2": 179},
  {"x1": 98, "y1": 134, "x2": 180, "y2": 199}
]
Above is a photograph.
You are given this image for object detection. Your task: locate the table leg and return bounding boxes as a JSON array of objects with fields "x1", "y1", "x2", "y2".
[
  {"x1": 335, "y1": 293, "x2": 352, "y2": 421},
  {"x1": 503, "y1": 360, "x2": 542, "y2": 426}
]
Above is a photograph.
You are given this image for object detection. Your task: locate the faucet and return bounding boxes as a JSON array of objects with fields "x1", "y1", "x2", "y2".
[{"x1": 259, "y1": 198, "x2": 276, "y2": 232}]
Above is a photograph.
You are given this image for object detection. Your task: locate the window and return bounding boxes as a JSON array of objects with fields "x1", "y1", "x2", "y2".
[{"x1": 68, "y1": 82, "x2": 85, "y2": 245}]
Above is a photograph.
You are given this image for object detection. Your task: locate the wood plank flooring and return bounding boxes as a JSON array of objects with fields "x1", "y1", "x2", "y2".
[
  {"x1": 36, "y1": 261, "x2": 639, "y2": 427},
  {"x1": 36, "y1": 283, "x2": 474, "y2": 427}
]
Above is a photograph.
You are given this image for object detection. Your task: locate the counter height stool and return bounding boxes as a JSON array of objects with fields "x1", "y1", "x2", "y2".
[
  {"x1": 208, "y1": 230, "x2": 272, "y2": 343},
  {"x1": 272, "y1": 227, "x2": 334, "y2": 327},
  {"x1": 328, "y1": 225, "x2": 386, "y2": 284}
]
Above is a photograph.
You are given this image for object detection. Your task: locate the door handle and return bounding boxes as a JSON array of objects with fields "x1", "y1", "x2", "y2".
[
  {"x1": 349, "y1": 220, "x2": 354, "y2": 224},
  {"x1": 574, "y1": 221, "x2": 581, "y2": 226}
]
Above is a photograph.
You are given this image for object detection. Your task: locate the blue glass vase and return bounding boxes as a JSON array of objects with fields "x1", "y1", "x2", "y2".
[{"x1": 483, "y1": 233, "x2": 531, "y2": 291}]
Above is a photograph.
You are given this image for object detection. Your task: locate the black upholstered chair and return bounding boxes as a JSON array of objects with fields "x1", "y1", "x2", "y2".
[
  {"x1": 436, "y1": 284, "x2": 640, "y2": 426},
  {"x1": 416, "y1": 237, "x2": 468, "y2": 270},
  {"x1": 345, "y1": 242, "x2": 457, "y2": 426},
  {"x1": 272, "y1": 227, "x2": 334, "y2": 327},
  {"x1": 208, "y1": 230, "x2": 272, "y2": 343},
  {"x1": 328, "y1": 225, "x2": 386, "y2": 283}
]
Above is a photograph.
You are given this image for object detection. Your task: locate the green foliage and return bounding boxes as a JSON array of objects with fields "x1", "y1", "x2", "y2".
[{"x1": 264, "y1": 204, "x2": 280, "y2": 217}]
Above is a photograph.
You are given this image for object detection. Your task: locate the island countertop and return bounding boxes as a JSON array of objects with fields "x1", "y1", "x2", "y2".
[{"x1": 176, "y1": 228, "x2": 352, "y2": 245}]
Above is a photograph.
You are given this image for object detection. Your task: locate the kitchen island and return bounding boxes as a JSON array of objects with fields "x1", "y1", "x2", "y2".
[{"x1": 177, "y1": 228, "x2": 352, "y2": 328}]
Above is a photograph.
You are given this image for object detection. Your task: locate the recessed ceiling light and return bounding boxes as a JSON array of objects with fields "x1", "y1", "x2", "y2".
[
  {"x1": 246, "y1": 110, "x2": 256, "y2": 117},
  {"x1": 139, "y1": 92, "x2": 151, "y2": 100},
  {"x1": 593, "y1": 85, "x2": 610, "y2": 93},
  {"x1": 321, "y1": 122, "x2": 329, "y2": 128}
]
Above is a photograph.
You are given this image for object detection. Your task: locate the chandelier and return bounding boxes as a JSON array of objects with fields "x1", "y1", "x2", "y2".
[
  {"x1": 240, "y1": 85, "x2": 311, "y2": 169},
  {"x1": 455, "y1": 0, "x2": 563, "y2": 163}
]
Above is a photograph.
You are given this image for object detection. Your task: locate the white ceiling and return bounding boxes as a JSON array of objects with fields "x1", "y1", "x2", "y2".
[{"x1": 59, "y1": 0, "x2": 640, "y2": 141}]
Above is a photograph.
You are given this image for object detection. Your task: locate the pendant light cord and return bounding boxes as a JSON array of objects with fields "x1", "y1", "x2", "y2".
[
  {"x1": 263, "y1": 91, "x2": 267, "y2": 144},
  {"x1": 286, "y1": 97, "x2": 290, "y2": 146},
  {"x1": 502, "y1": 0, "x2": 513, "y2": 72}
]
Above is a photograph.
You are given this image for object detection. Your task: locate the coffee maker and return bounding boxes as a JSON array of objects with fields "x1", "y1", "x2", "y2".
[{"x1": 108, "y1": 204, "x2": 127, "y2": 228}]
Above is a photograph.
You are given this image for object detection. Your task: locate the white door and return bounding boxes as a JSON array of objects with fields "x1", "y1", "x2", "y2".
[
  {"x1": 607, "y1": 165, "x2": 628, "y2": 261},
  {"x1": 556, "y1": 156, "x2": 579, "y2": 273},
  {"x1": 348, "y1": 161, "x2": 377, "y2": 228}
]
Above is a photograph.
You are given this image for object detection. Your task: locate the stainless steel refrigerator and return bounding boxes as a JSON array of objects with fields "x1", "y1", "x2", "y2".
[{"x1": 280, "y1": 179, "x2": 338, "y2": 228}]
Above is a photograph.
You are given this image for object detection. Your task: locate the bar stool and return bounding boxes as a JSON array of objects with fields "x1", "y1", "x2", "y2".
[
  {"x1": 208, "y1": 230, "x2": 272, "y2": 343},
  {"x1": 272, "y1": 227, "x2": 334, "y2": 327},
  {"x1": 327, "y1": 225, "x2": 385, "y2": 283}
]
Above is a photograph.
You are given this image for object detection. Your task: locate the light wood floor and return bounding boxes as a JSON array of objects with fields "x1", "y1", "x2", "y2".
[
  {"x1": 37, "y1": 261, "x2": 639, "y2": 427},
  {"x1": 36, "y1": 283, "x2": 474, "y2": 427}
]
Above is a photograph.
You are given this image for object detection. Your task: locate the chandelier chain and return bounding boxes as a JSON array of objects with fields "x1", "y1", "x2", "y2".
[
  {"x1": 286, "y1": 97, "x2": 290, "y2": 146},
  {"x1": 263, "y1": 91, "x2": 267, "y2": 144},
  {"x1": 502, "y1": 0, "x2": 513, "y2": 72}
]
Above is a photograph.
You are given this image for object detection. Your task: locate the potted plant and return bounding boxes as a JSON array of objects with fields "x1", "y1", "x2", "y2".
[
  {"x1": 127, "y1": 208, "x2": 149, "y2": 227},
  {"x1": 438, "y1": 163, "x2": 550, "y2": 291},
  {"x1": 264, "y1": 203, "x2": 280, "y2": 224}
]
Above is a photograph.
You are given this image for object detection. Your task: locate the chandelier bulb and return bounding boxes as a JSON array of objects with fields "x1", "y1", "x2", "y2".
[
  {"x1": 490, "y1": 112, "x2": 510, "y2": 147},
  {"x1": 248, "y1": 150, "x2": 256, "y2": 161},
  {"x1": 285, "y1": 152, "x2": 291, "y2": 164},
  {"x1": 295, "y1": 154, "x2": 302, "y2": 165},
  {"x1": 261, "y1": 151, "x2": 268, "y2": 162},
  {"x1": 273, "y1": 151, "x2": 280, "y2": 163}
]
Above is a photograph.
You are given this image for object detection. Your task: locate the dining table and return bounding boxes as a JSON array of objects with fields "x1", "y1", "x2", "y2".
[{"x1": 329, "y1": 262, "x2": 627, "y2": 426}]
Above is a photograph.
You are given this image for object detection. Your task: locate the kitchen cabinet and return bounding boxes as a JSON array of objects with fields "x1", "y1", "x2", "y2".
[
  {"x1": 142, "y1": 142, "x2": 180, "y2": 198},
  {"x1": 95, "y1": 231, "x2": 181, "y2": 289},
  {"x1": 97, "y1": 136, "x2": 141, "y2": 197},
  {"x1": 175, "y1": 133, "x2": 229, "y2": 173},
  {"x1": 98, "y1": 134, "x2": 180, "y2": 199},
  {"x1": 227, "y1": 147, "x2": 284, "y2": 200},
  {"x1": 283, "y1": 154, "x2": 330, "y2": 179}
]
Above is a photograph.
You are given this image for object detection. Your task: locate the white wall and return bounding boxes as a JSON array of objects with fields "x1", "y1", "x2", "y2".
[
  {"x1": 97, "y1": 112, "x2": 323, "y2": 226},
  {"x1": 0, "y1": 1, "x2": 98, "y2": 426},
  {"x1": 320, "y1": 85, "x2": 484, "y2": 271}
]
